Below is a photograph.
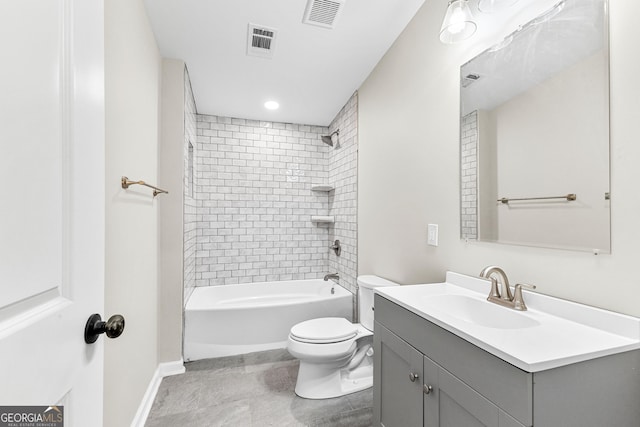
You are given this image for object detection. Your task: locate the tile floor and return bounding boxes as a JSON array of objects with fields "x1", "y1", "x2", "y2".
[{"x1": 145, "y1": 349, "x2": 373, "y2": 427}]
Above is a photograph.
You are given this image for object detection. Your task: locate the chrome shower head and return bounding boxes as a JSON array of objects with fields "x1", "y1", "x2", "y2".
[{"x1": 321, "y1": 130, "x2": 339, "y2": 147}]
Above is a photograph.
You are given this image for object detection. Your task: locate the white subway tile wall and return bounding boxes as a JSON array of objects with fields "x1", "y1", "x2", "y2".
[
  {"x1": 194, "y1": 115, "x2": 332, "y2": 286},
  {"x1": 460, "y1": 111, "x2": 478, "y2": 240},
  {"x1": 184, "y1": 67, "x2": 198, "y2": 305},
  {"x1": 185, "y1": 92, "x2": 359, "y2": 300},
  {"x1": 328, "y1": 92, "x2": 358, "y2": 295}
]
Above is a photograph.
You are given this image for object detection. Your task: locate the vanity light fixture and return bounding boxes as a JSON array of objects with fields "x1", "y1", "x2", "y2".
[
  {"x1": 439, "y1": 0, "x2": 477, "y2": 44},
  {"x1": 478, "y1": 0, "x2": 520, "y2": 13}
]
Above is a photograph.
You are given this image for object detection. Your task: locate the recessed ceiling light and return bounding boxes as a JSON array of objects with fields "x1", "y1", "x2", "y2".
[{"x1": 264, "y1": 101, "x2": 279, "y2": 110}]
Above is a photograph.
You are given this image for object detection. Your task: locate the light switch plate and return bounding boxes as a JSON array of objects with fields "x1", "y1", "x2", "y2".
[{"x1": 428, "y1": 224, "x2": 438, "y2": 246}]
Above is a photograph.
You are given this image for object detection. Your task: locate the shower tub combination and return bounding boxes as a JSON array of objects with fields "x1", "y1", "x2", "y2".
[{"x1": 184, "y1": 279, "x2": 352, "y2": 361}]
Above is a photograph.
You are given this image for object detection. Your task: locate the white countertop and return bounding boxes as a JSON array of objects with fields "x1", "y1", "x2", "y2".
[{"x1": 375, "y1": 272, "x2": 640, "y2": 372}]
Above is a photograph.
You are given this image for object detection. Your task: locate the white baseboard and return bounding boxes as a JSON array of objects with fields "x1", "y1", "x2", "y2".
[
  {"x1": 130, "y1": 359, "x2": 186, "y2": 427},
  {"x1": 157, "y1": 359, "x2": 186, "y2": 378}
]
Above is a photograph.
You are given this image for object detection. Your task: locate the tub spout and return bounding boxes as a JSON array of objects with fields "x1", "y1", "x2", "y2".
[
  {"x1": 324, "y1": 273, "x2": 339, "y2": 294},
  {"x1": 324, "y1": 273, "x2": 339, "y2": 281}
]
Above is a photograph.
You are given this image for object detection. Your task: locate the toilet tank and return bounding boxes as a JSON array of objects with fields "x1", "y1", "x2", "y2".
[{"x1": 357, "y1": 275, "x2": 399, "y2": 331}]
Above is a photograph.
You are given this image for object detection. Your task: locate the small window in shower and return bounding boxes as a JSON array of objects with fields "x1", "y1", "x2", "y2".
[{"x1": 188, "y1": 141, "x2": 194, "y2": 198}]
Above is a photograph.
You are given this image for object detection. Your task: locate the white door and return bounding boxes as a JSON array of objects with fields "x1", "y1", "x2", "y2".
[{"x1": 0, "y1": 0, "x2": 105, "y2": 425}]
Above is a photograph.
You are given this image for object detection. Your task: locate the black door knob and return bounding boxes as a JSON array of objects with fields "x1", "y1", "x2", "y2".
[{"x1": 84, "y1": 313, "x2": 125, "y2": 344}]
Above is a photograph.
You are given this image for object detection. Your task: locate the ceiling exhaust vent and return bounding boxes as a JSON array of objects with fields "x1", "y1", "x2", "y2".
[
  {"x1": 302, "y1": 0, "x2": 346, "y2": 29},
  {"x1": 462, "y1": 73, "x2": 481, "y2": 88},
  {"x1": 247, "y1": 23, "x2": 278, "y2": 58}
]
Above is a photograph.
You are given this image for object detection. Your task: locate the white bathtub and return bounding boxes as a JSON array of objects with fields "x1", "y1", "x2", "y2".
[{"x1": 184, "y1": 279, "x2": 353, "y2": 361}]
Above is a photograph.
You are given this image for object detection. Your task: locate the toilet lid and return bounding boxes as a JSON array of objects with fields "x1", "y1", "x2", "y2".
[{"x1": 290, "y1": 317, "x2": 358, "y2": 344}]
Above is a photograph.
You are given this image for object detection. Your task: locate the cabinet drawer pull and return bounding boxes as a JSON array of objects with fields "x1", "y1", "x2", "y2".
[
  {"x1": 423, "y1": 384, "x2": 433, "y2": 395},
  {"x1": 409, "y1": 372, "x2": 419, "y2": 382}
]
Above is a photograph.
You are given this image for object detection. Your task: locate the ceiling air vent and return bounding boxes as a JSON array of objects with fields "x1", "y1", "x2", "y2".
[
  {"x1": 247, "y1": 23, "x2": 278, "y2": 59},
  {"x1": 462, "y1": 73, "x2": 481, "y2": 88},
  {"x1": 302, "y1": 0, "x2": 346, "y2": 29}
]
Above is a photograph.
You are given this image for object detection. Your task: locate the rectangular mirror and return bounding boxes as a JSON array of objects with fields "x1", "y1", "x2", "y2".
[{"x1": 460, "y1": 0, "x2": 610, "y2": 253}]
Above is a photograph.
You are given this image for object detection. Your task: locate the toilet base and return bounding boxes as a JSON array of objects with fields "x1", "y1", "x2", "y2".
[{"x1": 294, "y1": 354, "x2": 374, "y2": 399}]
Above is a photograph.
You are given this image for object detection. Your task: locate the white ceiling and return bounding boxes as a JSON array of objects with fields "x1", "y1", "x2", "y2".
[{"x1": 144, "y1": 0, "x2": 426, "y2": 126}]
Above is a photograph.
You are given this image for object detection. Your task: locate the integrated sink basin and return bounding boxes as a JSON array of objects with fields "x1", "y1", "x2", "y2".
[
  {"x1": 419, "y1": 294, "x2": 540, "y2": 329},
  {"x1": 375, "y1": 272, "x2": 640, "y2": 372}
]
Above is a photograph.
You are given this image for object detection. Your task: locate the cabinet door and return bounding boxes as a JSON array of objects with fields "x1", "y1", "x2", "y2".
[
  {"x1": 374, "y1": 323, "x2": 424, "y2": 427},
  {"x1": 425, "y1": 355, "x2": 511, "y2": 427}
]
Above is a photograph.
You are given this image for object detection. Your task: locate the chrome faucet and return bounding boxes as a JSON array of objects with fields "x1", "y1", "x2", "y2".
[
  {"x1": 479, "y1": 266, "x2": 513, "y2": 301},
  {"x1": 479, "y1": 266, "x2": 536, "y2": 311}
]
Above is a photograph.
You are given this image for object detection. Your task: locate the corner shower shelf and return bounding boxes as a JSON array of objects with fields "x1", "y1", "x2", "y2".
[
  {"x1": 311, "y1": 216, "x2": 335, "y2": 224},
  {"x1": 311, "y1": 184, "x2": 334, "y2": 192}
]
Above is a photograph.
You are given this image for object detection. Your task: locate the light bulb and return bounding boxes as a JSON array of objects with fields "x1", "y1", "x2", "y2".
[
  {"x1": 440, "y1": 0, "x2": 477, "y2": 44},
  {"x1": 448, "y1": 6, "x2": 467, "y2": 34}
]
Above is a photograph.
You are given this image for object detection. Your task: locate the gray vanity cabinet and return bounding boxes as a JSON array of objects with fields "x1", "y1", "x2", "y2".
[
  {"x1": 373, "y1": 294, "x2": 640, "y2": 427},
  {"x1": 374, "y1": 321, "x2": 423, "y2": 427},
  {"x1": 374, "y1": 322, "x2": 525, "y2": 427},
  {"x1": 422, "y1": 354, "x2": 525, "y2": 427}
]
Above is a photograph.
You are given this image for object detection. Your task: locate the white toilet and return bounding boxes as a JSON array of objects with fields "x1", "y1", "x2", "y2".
[{"x1": 287, "y1": 275, "x2": 399, "y2": 399}]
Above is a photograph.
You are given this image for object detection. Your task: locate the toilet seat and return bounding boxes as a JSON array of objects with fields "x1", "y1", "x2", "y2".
[{"x1": 290, "y1": 317, "x2": 358, "y2": 344}]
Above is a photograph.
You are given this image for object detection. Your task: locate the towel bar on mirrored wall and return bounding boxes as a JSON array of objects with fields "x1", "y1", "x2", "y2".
[
  {"x1": 497, "y1": 194, "x2": 576, "y2": 204},
  {"x1": 121, "y1": 176, "x2": 168, "y2": 197}
]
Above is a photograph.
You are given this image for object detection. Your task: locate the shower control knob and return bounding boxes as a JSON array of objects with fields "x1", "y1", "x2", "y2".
[
  {"x1": 84, "y1": 313, "x2": 125, "y2": 344},
  {"x1": 330, "y1": 240, "x2": 342, "y2": 256},
  {"x1": 409, "y1": 372, "x2": 419, "y2": 382}
]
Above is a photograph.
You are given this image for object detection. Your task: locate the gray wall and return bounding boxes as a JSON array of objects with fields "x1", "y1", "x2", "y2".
[
  {"x1": 158, "y1": 59, "x2": 187, "y2": 364},
  {"x1": 358, "y1": 0, "x2": 640, "y2": 317},
  {"x1": 104, "y1": 0, "x2": 161, "y2": 425}
]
